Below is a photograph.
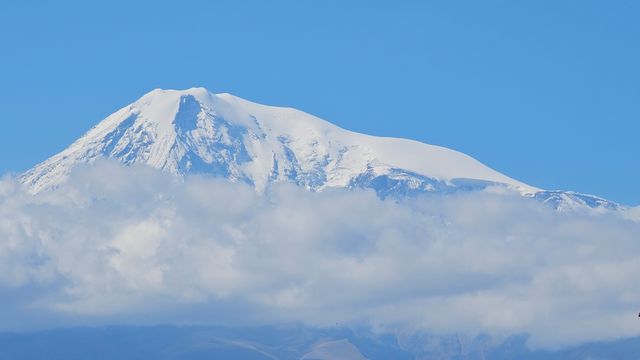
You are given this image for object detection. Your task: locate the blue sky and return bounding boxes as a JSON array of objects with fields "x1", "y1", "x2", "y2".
[{"x1": 1, "y1": 0, "x2": 638, "y2": 204}]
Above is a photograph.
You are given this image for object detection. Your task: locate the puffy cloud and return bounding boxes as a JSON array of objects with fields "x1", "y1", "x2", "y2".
[{"x1": 0, "y1": 160, "x2": 639, "y2": 349}]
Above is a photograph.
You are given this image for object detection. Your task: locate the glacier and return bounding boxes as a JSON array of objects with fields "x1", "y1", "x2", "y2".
[{"x1": 20, "y1": 87, "x2": 618, "y2": 209}]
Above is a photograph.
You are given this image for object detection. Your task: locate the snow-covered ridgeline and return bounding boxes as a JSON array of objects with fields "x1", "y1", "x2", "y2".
[{"x1": 20, "y1": 87, "x2": 618, "y2": 210}]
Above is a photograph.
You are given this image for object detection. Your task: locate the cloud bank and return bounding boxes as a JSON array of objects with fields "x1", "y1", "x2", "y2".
[{"x1": 0, "y1": 160, "x2": 639, "y2": 349}]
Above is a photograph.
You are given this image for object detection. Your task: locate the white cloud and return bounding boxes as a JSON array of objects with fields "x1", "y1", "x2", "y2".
[{"x1": 0, "y1": 160, "x2": 639, "y2": 349}]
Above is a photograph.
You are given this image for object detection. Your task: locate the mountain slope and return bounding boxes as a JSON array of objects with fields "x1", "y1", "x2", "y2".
[
  {"x1": 20, "y1": 87, "x2": 616, "y2": 209},
  {"x1": 1, "y1": 326, "x2": 639, "y2": 360}
]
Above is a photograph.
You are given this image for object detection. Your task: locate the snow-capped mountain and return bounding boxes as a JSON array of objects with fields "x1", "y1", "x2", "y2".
[{"x1": 20, "y1": 87, "x2": 617, "y2": 209}]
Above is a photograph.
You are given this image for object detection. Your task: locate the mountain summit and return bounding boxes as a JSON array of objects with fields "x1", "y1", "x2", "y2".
[{"x1": 20, "y1": 87, "x2": 616, "y2": 209}]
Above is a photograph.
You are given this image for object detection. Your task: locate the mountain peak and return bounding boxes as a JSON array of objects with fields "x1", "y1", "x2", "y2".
[{"x1": 143, "y1": 86, "x2": 210, "y2": 97}]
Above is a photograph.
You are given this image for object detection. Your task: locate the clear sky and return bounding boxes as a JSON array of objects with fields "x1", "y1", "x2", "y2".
[{"x1": 1, "y1": 0, "x2": 638, "y2": 204}]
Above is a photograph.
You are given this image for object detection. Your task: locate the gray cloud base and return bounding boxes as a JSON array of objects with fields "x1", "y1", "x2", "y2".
[{"x1": 0, "y1": 160, "x2": 639, "y2": 349}]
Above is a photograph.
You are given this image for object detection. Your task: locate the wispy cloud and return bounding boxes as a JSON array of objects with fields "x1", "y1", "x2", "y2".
[{"x1": 0, "y1": 160, "x2": 639, "y2": 349}]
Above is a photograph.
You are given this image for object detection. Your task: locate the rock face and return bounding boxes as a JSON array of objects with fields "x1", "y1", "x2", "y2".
[{"x1": 20, "y1": 87, "x2": 617, "y2": 209}]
